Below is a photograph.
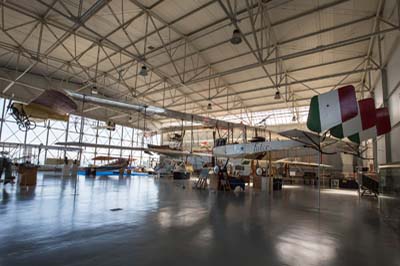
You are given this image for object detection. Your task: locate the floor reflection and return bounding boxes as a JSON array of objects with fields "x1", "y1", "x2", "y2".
[
  {"x1": 275, "y1": 227, "x2": 337, "y2": 265},
  {"x1": 0, "y1": 173, "x2": 399, "y2": 266}
]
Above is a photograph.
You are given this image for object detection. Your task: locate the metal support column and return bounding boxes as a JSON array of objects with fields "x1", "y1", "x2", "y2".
[
  {"x1": 377, "y1": 22, "x2": 392, "y2": 163},
  {"x1": 107, "y1": 130, "x2": 111, "y2": 157},
  {"x1": 63, "y1": 118, "x2": 70, "y2": 159},
  {"x1": 227, "y1": 123, "x2": 230, "y2": 144},
  {"x1": 78, "y1": 100, "x2": 86, "y2": 165},
  {"x1": 190, "y1": 115, "x2": 193, "y2": 153},
  {"x1": 94, "y1": 120, "x2": 99, "y2": 166},
  {"x1": 44, "y1": 120, "x2": 51, "y2": 163},
  {"x1": 381, "y1": 68, "x2": 392, "y2": 163},
  {"x1": 0, "y1": 98, "x2": 7, "y2": 142},
  {"x1": 120, "y1": 126, "x2": 124, "y2": 157},
  {"x1": 139, "y1": 108, "x2": 147, "y2": 166},
  {"x1": 268, "y1": 130, "x2": 272, "y2": 194},
  {"x1": 136, "y1": 120, "x2": 139, "y2": 147},
  {"x1": 23, "y1": 127, "x2": 28, "y2": 162},
  {"x1": 130, "y1": 127, "x2": 134, "y2": 161},
  {"x1": 317, "y1": 149, "x2": 321, "y2": 210}
]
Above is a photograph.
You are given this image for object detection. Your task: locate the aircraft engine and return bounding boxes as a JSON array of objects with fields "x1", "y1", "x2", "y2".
[
  {"x1": 8, "y1": 102, "x2": 36, "y2": 131},
  {"x1": 213, "y1": 165, "x2": 220, "y2": 174},
  {"x1": 256, "y1": 167, "x2": 263, "y2": 176}
]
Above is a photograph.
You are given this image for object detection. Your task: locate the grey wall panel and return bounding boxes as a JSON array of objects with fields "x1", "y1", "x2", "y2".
[
  {"x1": 390, "y1": 125, "x2": 400, "y2": 162},
  {"x1": 374, "y1": 76, "x2": 383, "y2": 107},
  {"x1": 373, "y1": 26, "x2": 400, "y2": 165},
  {"x1": 388, "y1": 86, "x2": 400, "y2": 126},
  {"x1": 377, "y1": 136, "x2": 386, "y2": 165},
  {"x1": 386, "y1": 32, "x2": 400, "y2": 126},
  {"x1": 385, "y1": 34, "x2": 400, "y2": 164},
  {"x1": 386, "y1": 35, "x2": 400, "y2": 95}
]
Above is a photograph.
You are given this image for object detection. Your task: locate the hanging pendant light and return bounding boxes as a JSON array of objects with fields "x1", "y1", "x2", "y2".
[
  {"x1": 230, "y1": 29, "x2": 242, "y2": 45},
  {"x1": 291, "y1": 90, "x2": 296, "y2": 122},
  {"x1": 139, "y1": 65, "x2": 148, "y2": 76},
  {"x1": 91, "y1": 86, "x2": 98, "y2": 95},
  {"x1": 207, "y1": 75, "x2": 212, "y2": 110},
  {"x1": 274, "y1": 90, "x2": 281, "y2": 100}
]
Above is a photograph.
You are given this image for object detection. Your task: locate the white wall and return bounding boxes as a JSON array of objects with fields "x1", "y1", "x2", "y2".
[
  {"x1": 384, "y1": 36, "x2": 400, "y2": 163},
  {"x1": 372, "y1": 0, "x2": 400, "y2": 164}
]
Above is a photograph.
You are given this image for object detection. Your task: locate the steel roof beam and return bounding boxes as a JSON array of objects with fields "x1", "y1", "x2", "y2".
[
  {"x1": 99, "y1": 0, "x2": 351, "y2": 92},
  {"x1": 53, "y1": 0, "x2": 349, "y2": 98},
  {"x1": 138, "y1": 24, "x2": 398, "y2": 107},
  {"x1": 118, "y1": 0, "x2": 348, "y2": 79},
  {"x1": 148, "y1": 54, "x2": 366, "y2": 104},
  {"x1": 21, "y1": 0, "x2": 239, "y2": 117},
  {"x1": 165, "y1": 68, "x2": 371, "y2": 110},
  {"x1": 119, "y1": 14, "x2": 375, "y2": 97},
  {"x1": 1, "y1": 0, "x2": 351, "y2": 108},
  {"x1": 130, "y1": 0, "x2": 253, "y2": 122}
]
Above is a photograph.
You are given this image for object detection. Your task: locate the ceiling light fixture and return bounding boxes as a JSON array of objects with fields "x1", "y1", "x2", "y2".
[
  {"x1": 230, "y1": 29, "x2": 242, "y2": 45},
  {"x1": 207, "y1": 102, "x2": 212, "y2": 110},
  {"x1": 139, "y1": 65, "x2": 148, "y2": 76},
  {"x1": 91, "y1": 86, "x2": 98, "y2": 95},
  {"x1": 291, "y1": 90, "x2": 296, "y2": 122},
  {"x1": 274, "y1": 90, "x2": 281, "y2": 100}
]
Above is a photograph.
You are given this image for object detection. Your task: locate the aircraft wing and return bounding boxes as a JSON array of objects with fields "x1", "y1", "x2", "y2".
[
  {"x1": 274, "y1": 159, "x2": 333, "y2": 168},
  {"x1": 0, "y1": 141, "x2": 81, "y2": 151},
  {"x1": 278, "y1": 129, "x2": 359, "y2": 154},
  {"x1": 149, "y1": 147, "x2": 212, "y2": 158},
  {"x1": 32, "y1": 90, "x2": 77, "y2": 115},
  {"x1": 334, "y1": 140, "x2": 363, "y2": 156},
  {"x1": 279, "y1": 128, "x2": 361, "y2": 147},
  {"x1": 278, "y1": 129, "x2": 323, "y2": 149},
  {"x1": 56, "y1": 141, "x2": 145, "y2": 151},
  {"x1": 55, "y1": 142, "x2": 212, "y2": 158},
  {"x1": 65, "y1": 90, "x2": 265, "y2": 130},
  {"x1": 213, "y1": 140, "x2": 303, "y2": 159}
]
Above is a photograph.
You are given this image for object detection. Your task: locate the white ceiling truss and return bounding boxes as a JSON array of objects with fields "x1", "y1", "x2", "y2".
[{"x1": 0, "y1": 0, "x2": 399, "y2": 129}]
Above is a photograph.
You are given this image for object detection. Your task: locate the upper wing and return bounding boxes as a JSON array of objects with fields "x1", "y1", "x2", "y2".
[
  {"x1": 213, "y1": 140, "x2": 303, "y2": 159},
  {"x1": 65, "y1": 90, "x2": 265, "y2": 131},
  {"x1": 56, "y1": 141, "x2": 145, "y2": 151},
  {"x1": 274, "y1": 159, "x2": 333, "y2": 168},
  {"x1": 1, "y1": 141, "x2": 81, "y2": 151},
  {"x1": 148, "y1": 147, "x2": 212, "y2": 157},
  {"x1": 56, "y1": 142, "x2": 212, "y2": 158}
]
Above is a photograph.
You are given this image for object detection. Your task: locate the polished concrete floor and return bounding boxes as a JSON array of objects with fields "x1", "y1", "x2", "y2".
[{"x1": 1, "y1": 174, "x2": 400, "y2": 266}]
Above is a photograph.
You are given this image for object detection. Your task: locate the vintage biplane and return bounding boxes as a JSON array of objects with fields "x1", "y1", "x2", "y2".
[{"x1": 82, "y1": 156, "x2": 134, "y2": 176}]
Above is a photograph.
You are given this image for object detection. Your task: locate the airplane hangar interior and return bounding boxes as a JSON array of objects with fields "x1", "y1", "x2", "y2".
[{"x1": 0, "y1": 0, "x2": 399, "y2": 265}]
